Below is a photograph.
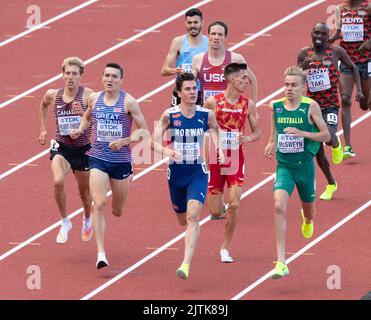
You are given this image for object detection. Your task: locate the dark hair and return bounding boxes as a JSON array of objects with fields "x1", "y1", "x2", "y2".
[
  {"x1": 224, "y1": 63, "x2": 247, "y2": 79},
  {"x1": 185, "y1": 8, "x2": 202, "y2": 20},
  {"x1": 175, "y1": 73, "x2": 196, "y2": 91},
  {"x1": 105, "y1": 63, "x2": 123, "y2": 79},
  {"x1": 312, "y1": 21, "x2": 329, "y2": 32},
  {"x1": 208, "y1": 21, "x2": 228, "y2": 37}
]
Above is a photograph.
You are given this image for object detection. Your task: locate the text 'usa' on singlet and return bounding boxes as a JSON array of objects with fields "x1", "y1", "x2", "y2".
[{"x1": 199, "y1": 50, "x2": 232, "y2": 103}]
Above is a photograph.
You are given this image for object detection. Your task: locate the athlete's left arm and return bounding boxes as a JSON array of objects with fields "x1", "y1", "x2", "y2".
[
  {"x1": 207, "y1": 110, "x2": 224, "y2": 164},
  {"x1": 241, "y1": 100, "x2": 260, "y2": 144},
  {"x1": 335, "y1": 46, "x2": 364, "y2": 101},
  {"x1": 284, "y1": 101, "x2": 330, "y2": 143},
  {"x1": 125, "y1": 94, "x2": 150, "y2": 143}
]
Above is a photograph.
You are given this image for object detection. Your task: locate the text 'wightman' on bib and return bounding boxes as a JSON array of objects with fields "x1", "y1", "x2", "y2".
[
  {"x1": 174, "y1": 141, "x2": 200, "y2": 162},
  {"x1": 278, "y1": 134, "x2": 304, "y2": 153},
  {"x1": 97, "y1": 121, "x2": 123, "y2": 142},
  {"x1": 342, "y1": 24, "x2": 364, "y2": 42},
  {"x1": 220, "y1": 130, "x2": 239, "y2": 150},
  {"x1": 57, "y1": 115, "x2": 81, "y2": 136},
  {"x1": 307, "y1": 69, "x2": 331, "y2": 92},
  {"x1": 203, "y1": 89, "x2": 223, "y2": 102}
]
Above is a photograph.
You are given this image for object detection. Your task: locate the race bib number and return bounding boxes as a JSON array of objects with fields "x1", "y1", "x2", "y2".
[
  {"x1": 341, "y1": 24, "x2": 364, "y2": 42},
  {"x1": 203, "y1": 89, "x2": 223, "y2": 102},
  {"x1": 307, "y1": 69, "x2": 331, "y2": 92},
  {"x1": 57, "y1": 116, "x2": 81, "y2": 136},
  {"x1": 174, "y1": 141, "x2": 200, "y2": 162},
  {"x1": 220, "y1": 130, "x2": 239, "y2": 150},
  {"x1": 181, "y1": 63, "x2": 192, "y2": 73},
  {"x1": 50, "y1": 139, "x2": 60, "y2": 151},
  {"x1": 277, "y1": 134, "x2": 304, "y2": 153},
  {"x1": 326, "y1": 113, "x2": 338, "y2": 125},
  {"x1": 97, "y1": 122, "x2": 123, "y2": 142}
]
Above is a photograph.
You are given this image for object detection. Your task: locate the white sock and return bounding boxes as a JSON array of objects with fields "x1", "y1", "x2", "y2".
[
  {"x1": 97, "y1": 252, "x2": 106, "y2": 261},
  {"x1": 62, "y1": 218, "x2": 71, "y2": 226},
  {"x1": 83, "y1": 215, "x2": 92, "y2": 225}
]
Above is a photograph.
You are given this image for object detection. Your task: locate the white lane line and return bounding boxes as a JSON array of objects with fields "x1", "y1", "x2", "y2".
[
  {"x1": 0, "y1": 0, "x2": 213, "y2": 110},
  {"x1": 82, "y1": 105, "x2": 370, "y2": 300},
  {"x1": 0, "y1": 0, "x2": 99, "y2": 47},
  {"x1": 0, "y1": 157, "x2": 169, "y2": 262},
  {"x1": 231, "y1": 200, "x2": 371, "y2": 300},
  {"x1": 80, "y1": 174, "x2": 277, "y2": 300},
  {"x1": 0, "y1": 0, "x2": 317, "y2": 181},
  {"x1": 0, "y1": 83, "x2": 281, "y2": 262}
]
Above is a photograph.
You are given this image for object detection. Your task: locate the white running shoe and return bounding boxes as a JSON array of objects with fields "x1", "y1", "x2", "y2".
[
  {"x1": 81, "y1": 216, "x2": 93, "y2": 242},
  {"x1": 220, "y1": 248, "x2": 234, "y2": 263},
  {"x1": 56, "y1": 220, "x2": 72, "y2": 244},
  {"x1": 96, "y1": 252, "x2": 109, "y2": 269}
]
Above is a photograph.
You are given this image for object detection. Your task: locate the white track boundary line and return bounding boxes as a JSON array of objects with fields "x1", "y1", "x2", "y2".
[
  {"x1": 0, "y1": 0, "x2": 213, "y2": 111},
  {"x1": 0, "y1": 0, "x2": 332, "y2": 264},
  {"x1": 0, "y1": 0, "x2": 99, "y2": 48},
  {"x1": 0, "y1": 86, "x2": 282, "y2": 261},
  {"x1": 231, "y1": 200, "x2": 371, "y2": 300},
  {"x1": 0, "y1": 157, "x2": 169, "y2": 261},
  {"x1": 0, "y1": 0, "x2": 325, "y2": 180},
  {"x1": 82, "y1": 106, "x2": 370, "y2": 299}
]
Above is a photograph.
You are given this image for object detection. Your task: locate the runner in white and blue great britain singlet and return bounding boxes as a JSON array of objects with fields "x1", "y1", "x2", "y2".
[
  {"x1": 167, "y1": 105, "x2": 210, "y2": 213},
  {"x1": 88, "y1": 90, "x2": 132, "y2": 163}
]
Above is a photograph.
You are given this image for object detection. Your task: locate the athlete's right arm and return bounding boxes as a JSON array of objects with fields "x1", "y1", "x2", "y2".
[
  {"x1": 297, "y1": 47, "x2": 310, "y2": 70},
  {"x1": 152, "y1": 110, "x2": 181, "y2": 161},
  {"x1": 70, "y1": 92, "x2": 97, "y2": 140},
  {"x1": 264, "y1": 101, "x2": 276, "y2": 159},
  {"x1": 38, "y1": 89, "x2": 56, "y2": 145},
  {"x1": 328, "y1": 5, "x2": 341, "y2": 43},
  {"x1": 161, "y1": 37, "x2": 183, "y2": 76}
]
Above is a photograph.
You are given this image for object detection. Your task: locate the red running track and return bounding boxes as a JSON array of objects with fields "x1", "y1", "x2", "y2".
[{"x1": 0, "y1": 0, "x2": 370, "y2": 300}]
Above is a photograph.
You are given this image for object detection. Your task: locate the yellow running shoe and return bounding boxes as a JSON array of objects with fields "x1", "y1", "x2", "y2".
[
  {"x1": 319, "y1": 183, "x2": 337, "y2": 200},
  {"x1": 272, "y1": 261, "x2": 289, "y2": 279},
  {"x1": 301, "y1": 210, "x2": 313, "y2": 239},
  {"x1": 332, "y1": 137, "x2": 343, "y2": 164},
  {"x1": 176, "y1": 263, "x2": 190, "y2": 280},
  {"x1": 343, "y1": 146, "x2": 356, "y2": 160}
]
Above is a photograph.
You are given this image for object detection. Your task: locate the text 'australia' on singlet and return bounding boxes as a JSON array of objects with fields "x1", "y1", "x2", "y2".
[
  {"x1": 88, "y1": 90, "x2": 132, "y2": 163},
  {"x1": 214, "y1": 93, "x2": 249, "y2": 155},
  {"x1": 54, "y1": 86, "x2": 91, "y2": 147},
  {"x1": 199, "y1": 50, "x2": 232, "y2": 103},
  {"x1": 273, "y1": 96, "x2": 320, "y2": 166},
  {"x1": 339, "y1": 0, "x2": 370, "y2": 63},
  {"x1": 305, "y1": 46, "x2": 340, "y2": 108},
  {"x1": 176, "y1": 35, "x2": 208, "y2": 73},
  {"x1": 169, "y1": 105, "x2": 209, "y2": 165}
]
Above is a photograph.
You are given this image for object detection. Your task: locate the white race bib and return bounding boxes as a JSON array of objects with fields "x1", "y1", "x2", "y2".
[
  {"x1": 342, "y1": 23, "x2": 364, "y2": 42},
  {"x1": 326, "y1": 113, "x2": 338, "y2": 125},
  {"x1": 57, "y1": 115, "x2": 81, "y2": 136},
  {"x1": 181, "y1": 63, "x2": 192, "y2": 73},
  {"x1": 203, "y1": 89, "x2": 223, "y2": 102},
  {"x1": 174, "y1": 141, "x2": 200, "y2": 162},
  {"x1": 307, "y1": 69, "x2": 331, "y2": 92},
  {"x1": 278, "y1": 134, "x2": 304, "y2": 153},
  {"x1": 97, "y1": 122, "x2": 123, "y2": 142},
  {"x1": 368, "y1": 61, "x2": 371, "y2": 76},
  {"x1": 220, "y1": 130, "x2": 239, "y2": 150}
]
